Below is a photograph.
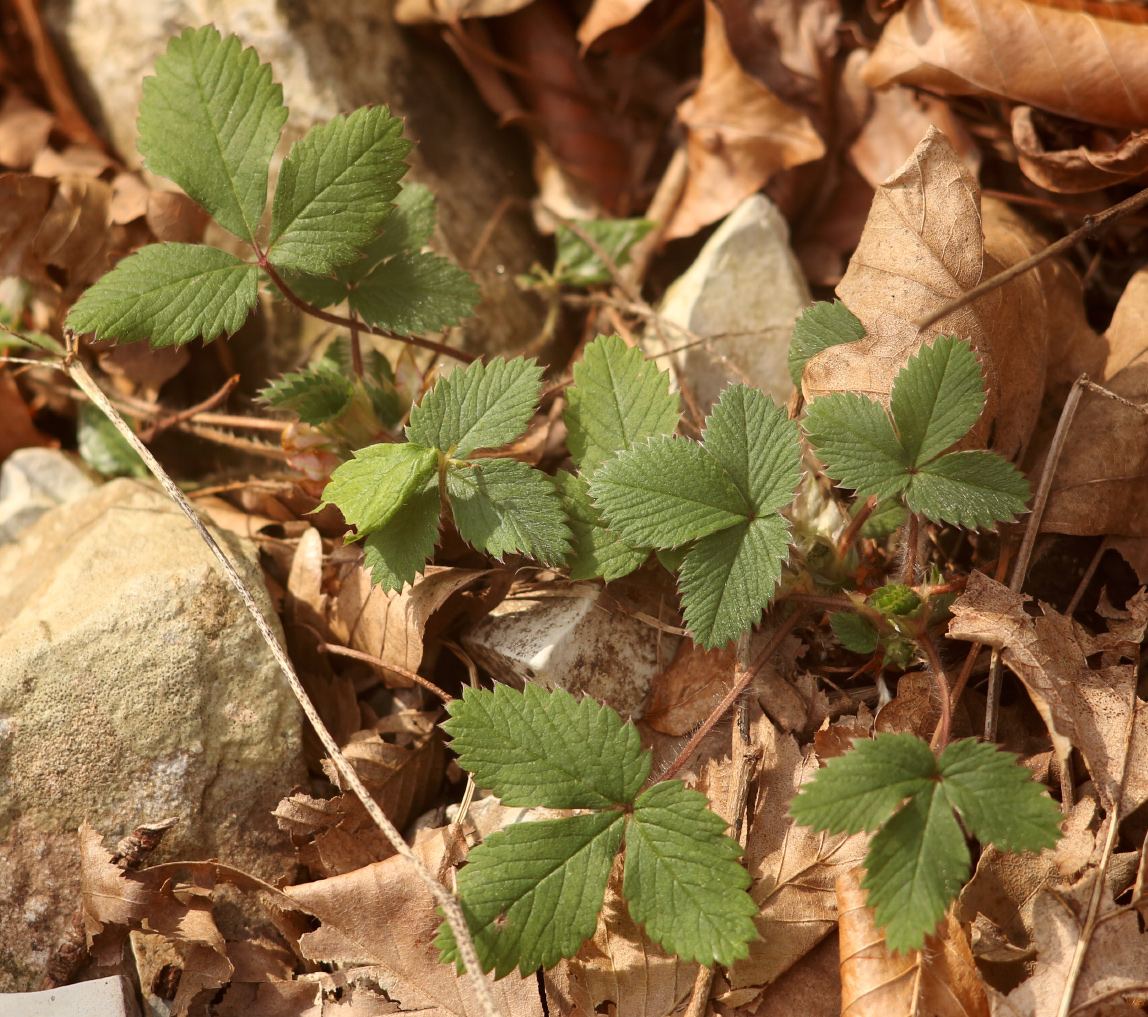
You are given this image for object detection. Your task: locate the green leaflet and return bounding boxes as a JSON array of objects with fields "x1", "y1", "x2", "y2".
[
  {"x1": 259, "y1": 363, "x2": 354, "y2": 426},
  {"x1": 348, "y1": 249, "x2": 478, "y2": 335},
  {"x1": 788, "y1": 300, "x2": 866, "y2": 387},
  {"x1": 802, "y1": 391, "x2": 907, "y2": 501},
  {"x1": 321, "y1": 442, "x2": 438, "y2": 535},
  {"x1": 407, "y1": 356, "x2": 543, "y2": 458},
  {"x1": 564, "y1": 333, "x2": 679, "y2": 474},
  {"x1": 442, "y1": 684, "x2": 650, "y2": 809},
  {"x1": 830, "y1": 612, "x2": 878, "y2": 654},
  {"x1": 552, "y1": 218, "x2": 655, "y2": 287},
  {"x1": 268, "y1": 105, "x2": 412, "y2": 275},
  {"x1": 554, "y1": 470, "x2": 648, "y2": 582},
  {"x1": 65, "y1": 244, "x2": 258, "y2": 347},
  {"x1": 446, "y1": 458, "x2": 572, "y2": 565},
  {"x1": 137, "y1": 26, "x2": 286, "y2": 245},
  {"x1": 906, "y1": 452, "x2": 1032, "y2": 528},
  {"x1": 361, "y1": 483, "x2": 441, "y2": 592}
]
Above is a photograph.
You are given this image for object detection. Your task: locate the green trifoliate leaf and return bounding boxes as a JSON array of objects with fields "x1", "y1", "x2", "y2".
[
  {"x1": 831, "y1": 612, "x2": 878, "y2": 654},
  {"x1": 554, "y1": 471, "x2": 648, "y2": 582},
  {"x1": 321, "y1": 442, "x2": 438, "y2": 535},
  {"x1": 447, "y1": 459, "x2": 572, "y2": 565},
  {"x1": 906, "y1": 451, "x2": 1030, "y2": 528},
  {"x1": 77, "y1": 403, "x2": 147, "y2": 478},
  {"x1": 66, "y1": 244, "x2": 258, "y2": 347},
  {"x1": 259, "y1": 364, "x2": 354, "y2": 426},
  {"x1": 803, "y1": 392, "x2": 908, "y2": 501},
  {"x1": 407, "y1": 356, "x2": 542, "y2": 458},
  {"x1": 789, "y1": 300, "x2": 866, "y2": 387},
  {"x1": 442, "y1": 684, "x2": 650, "y2": 808},
  {"x1": 891, "y1": 336, "x2": 987, "y2": 467},
  {"x1": 937, "y1": 739, "x2": 1062, "y2": 853},
  {"x1": 678, "y1": 515, "x2": 791, "y2": 649},
  {"x1": 553, "y1": 218, "x2": 655, "y2": 287},
  {"x1": 349, "y1": 250, "x2": 478, "y2": 335},
  {"x1": 137, "y1": 27, "x2": 286, "y2": 245},
  {"x1": 862, "y1": 782, "x2": 969, "y2": 954},
  {"x1": 437, "y1": 812, "x2": 625, "y2": 977},
  {"x1": 701, "y1": 385, "x2": 802, "y2": 513},
  {"x1": 589, "y1": 436, "x2": 749, "y2": 548},
  {"x1": 789, "y1": 733, "x2": 936, "y2": 835},
  {"x1": 268, "y1": 106, "x2": 411, "y2": 274},
  {"x1": 623, "y1": 780, "x2": 757, "y2": 966},
  {"x1": 564, "y1": 333, "x2": 679, "y2": 474},
  {"x1": 361, "y1": 482, "x2": 440, "y2": 592}
]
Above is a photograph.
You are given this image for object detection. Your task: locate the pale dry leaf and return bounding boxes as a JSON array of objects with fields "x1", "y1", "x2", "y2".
[
  {"x1": 1012, "y1": 108, "x2": 1148, "y2": 194},
  {"x1": 287, "y1": 526, "x2": 327, "y2": 629},
  {"x1": 108, "y1": 172, "x2": 151, "y2": 225},
  {"x1": 216, "y1": 979, "x2": 324, "y2": 1016},
  {"x1": 751, "y1": 932, "x2": 841, "y2": 1017},
  {"x1": 948, "y1": 571, "x2": 1148, "y2": 814},
  {"x1": 576, "y1": 0, "x2": 655, "y2": 49},
  {"x1": 30, "y1": 144, "x2": 117, "y2": 179},
  {"x1": 393, "y1": 0, "x2": 533, "y2": 24},
  {"x1": 803, "y1": 127, "x2": 1048, "y2": 460},
  {"x1": 0, "y1": 93, "x2": 54, "y2": 169},
  {"x1": 641, "y1": 640, "x2": 736, "y2": 736},
  {"x1": 665, "y1": 0, "x2": 825, "y2": 240}
]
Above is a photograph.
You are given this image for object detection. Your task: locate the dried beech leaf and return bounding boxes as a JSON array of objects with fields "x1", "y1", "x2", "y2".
[
  {"x1": 861, "y1": 0, "x2": 1148, "y2": 130},
  {"x1": 641, "y1": 641, "x2": 736, "y2": 736},
  {"x1": 576, "y1": 0, "x2": 655, "y2": 48},
  {"x1": 803, "y1": 128, "x2": 1048, "y2": 461},
  {"x1": 666, "y1": 0, "x2": 824, "y2": 240},
  {"x1": 1012, "y1": 108, "x2": 1148, "y2": 194},
  {"x1": 0, "y1": 93, "x2": 54, "y2": 169}
]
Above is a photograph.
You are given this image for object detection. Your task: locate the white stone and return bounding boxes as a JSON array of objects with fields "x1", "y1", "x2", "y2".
[
  {"x1": 644, "y1": 194, "x2": 810, "y2": 412},
  {"x1": 0, "y1": 975, "x2": 139, "y2": 1017},
  {"x1": 0, "y1": 448, "x2": 97, "y2": 544}
]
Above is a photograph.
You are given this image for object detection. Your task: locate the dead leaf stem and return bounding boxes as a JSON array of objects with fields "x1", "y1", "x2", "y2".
[
  {"x1": 920, "y1": 631, "x2": 952, "y2": 751},
  {"x1": 137, "y1": 373, "x2": 239, "y2": 443},
  {"x1": 63, "y1": 348, "x2": 502, "y2": 1017},
  {"x1": 318, "y1": 641, "x2": 454, "y2": 703}
]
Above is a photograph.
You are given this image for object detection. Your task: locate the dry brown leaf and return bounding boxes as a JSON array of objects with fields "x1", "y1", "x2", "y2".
[
  {"x1": 0, "y1": 92, "x2": 54, "y2": 169},
  {"x1": 803, "y1": 127, "x2": 1048, "y2": 461},
  {"x1": 838, "y1": 866, "x2": 990, "y2": 1017},
  {"x1": 216, "y1": 980, "x2": 324, "y2": 1016},
  {"x1": 751, "y1": 932, "x2": 841, "y2": 1017},
  {"x1": 1109, "y1": 537, "x2": 1148, "y2": 587},
  {"x1": 284, "y1": 825, "x2": 545, "y2": 1017},
  {"x1": 97, "y1": 340, "x2": 189, "y2": 395},
  {"x1": 640, "y1": 640, "x2": 736, "y2": 736},
  {"x1": 393, "y1": 0, "x2": 533, "y2": 23},
  {"x1": 1012, "y1": 108, "x2": 1148, "y2": 194},
  {"x1": 0, "y1": 172, "x2": 53, "y2": 276},
  {"x1": 0, "y1": 369, "x2": 54, "y2": 463},
  {"x1": 861, "y1": 0, "x2": 1148, "y2": 130},
  {"x1": 875, "y1": 671, "x2": 977, "y2": 742},
  {"x1": 948, "y1": 571, "x2": 1148, "y2": 814},
  {"x1": 665, "y1": 0, "x2": 824, "y2": 240},
  {"x1": 576, "y1": 0, "x2": 655, "y2": 49}
]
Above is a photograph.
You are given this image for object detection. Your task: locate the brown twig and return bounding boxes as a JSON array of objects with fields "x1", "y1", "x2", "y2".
[
  {"x1": 138, "y1": 374, "x2": 240, "y2": 442},
  {"x1": 903, "y1": 512, "x2": 920, "y2": 584},
  {"x1": 838, "y1": 494, "x2": 877, "y2": 558},
  {"x1": 920, "y1": 631, "x2": 953, "y2": 752},
  {"x1": 318, "y1": 642, "x2": 453, "y2": 703},
  {"x1": 1067, "y1": 539, "x2": 1109, "y2": 617},
  {"x1": 537, "y1": 204, "x2": 643, "y2": 306}
]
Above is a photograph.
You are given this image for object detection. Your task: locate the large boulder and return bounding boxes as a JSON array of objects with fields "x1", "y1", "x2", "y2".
[{"x1": 0, "y1": 478, "x2": 304, "y2": 991}]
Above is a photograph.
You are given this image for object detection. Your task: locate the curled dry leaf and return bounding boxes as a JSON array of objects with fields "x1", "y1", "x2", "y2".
[
  {"x1": 1012, "y1": 107, "x2": 1148, "y2": 194},
  {"x1": 393, "y1": 0, "x2": 533, "y2": 23},
  {"x1": 802, "y1": 127, "x2": 1048, "y2": 460},
  {"x1": 665, "y1": 0, "x2": 824, "y2": 241},
  {"x1": 641, "y1": 640, "x2": 736, "y2": 736},
  {"x1": 861, "y1": 0, "x2": 1148, "y2": 130},
  {"x1": 576, "y1": 0, "x2": 655, "y2": 49},
  {"x1": 948, "y1": 571, "x2": 1148, "y2": 814}
]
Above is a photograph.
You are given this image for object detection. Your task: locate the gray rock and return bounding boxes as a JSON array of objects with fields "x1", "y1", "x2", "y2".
[
  {"x1": 43, "y1": 0, "x2": 544, "y2": 355},
  {"x1": 0, "y1": 975, "x2": 140, "y2": 1017},
  {"x1": 644, "y1": 194, "x2": 810, "y2": 412},
  {"x1": 460, "y1": 583, "x2": 680, "y2": 719},
  {"x1": 0, "y1": 478, "x2": 303, "y2": 991},
  {"x1": 0, "y1": 448, "x2": 98, "y2": 544}
]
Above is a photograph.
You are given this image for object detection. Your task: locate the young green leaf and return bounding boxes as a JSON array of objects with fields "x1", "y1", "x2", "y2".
[
  {"x1": 554, "y1": 470, "x2": 648, "y2": 582},
  {"x1": 564, "y1": 333, "x2": 679, "y2": 474},
  {"x1": 677, "y1": 515, "x2": 791, "y2": 649},
  {"x1": 361, "y1": 181, "x2": 437, "y2": 262},
  {"x1": 789, "y1": 300, "x2": 866, "y2": 387},
  {"x1": 447, "y1": 459, "x2": 572, "y2": 565},
  {"x1": 802, "y1": 391, "x2": 908, "y2": 501},
  {"x1": 906, "y1": 452, "x2": 1031, "y2": 529},
  {"x1": 137, "y1": 27, "x2": 286, "y2": 245},
  {"x1": 77, "y1": 403, "x2": 147, "y2": 478},
  {"x1": 589, "y1": 436, "x2": 749, "y2": 548},
  {"x1": 553, "y1": 218, "x2": 654, "y2": 287},
  {"x1": 855, "y1": 496, "x2": 907, "y2": 538},
  {"x1": 407, "y1": 356, "x2": 542, "y2": 458},
  {"x1": 442, "y1": 684, "x2": 650, "y2": 808},
  {"x1": 65, "y1": 244, "x2": 258, "y2": 347},
  {"x1": 321, "y1": 442, "x2": 438, "y2": 535},
  {"x1": 361, "y1": 483, "x2": 440, "y2": 592},
  {"x1": 831, "y1": 612, "x2": 878, "y2": 654},
  {"x1": 259, "y1": 364, "x2": 354, "y2": 426},
  {"x1": 436, "y1": 812, "x2": 625, "y2": 978},
  {"x1": 348, "y1": 250, "x2": 479, "y2": 335},
  {"x1": 267, "y1": 105, "x2": 412, "y2": 274},
  {"x1": 623, "y1": 780, "x2": 757, "y2": 966}
]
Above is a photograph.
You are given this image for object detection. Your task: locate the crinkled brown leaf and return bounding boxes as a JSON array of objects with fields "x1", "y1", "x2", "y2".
[
  {"x1": 1012, "y1": 108, "x2": 1148, "y2": 194},
  {"x1": 641, "y1": 640, "x2": 736, "y2": 736},
  {"x1": 0, "y1": 93, "x2": 54, "y2": 169},
  {"x1": 0, "y1": 172, "x2": 52, "y2": 276}
]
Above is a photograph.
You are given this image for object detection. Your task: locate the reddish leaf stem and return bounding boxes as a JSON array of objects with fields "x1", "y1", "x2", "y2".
[
  {"x1": 920, "y1": 630, "x2": 952, "y2": 752},
  {"x1": 838, "y1": 494, "x2": 877, "y2": 559}
]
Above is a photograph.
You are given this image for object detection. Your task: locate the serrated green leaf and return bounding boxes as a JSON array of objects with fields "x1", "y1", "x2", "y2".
[
  {"x1": 789, "y1": 300, "x2": 866, "y2": 387},
  {"x1": 553, "y1": 218, "x2": 655, "y2": 287},
  {"x1": 66, "y1": 244, "x2": 258, "y2": 347},
  {"x1": 349, "y1": 250, "x2": 478, "y2": 334},
  {"x1": 906, "y1": 451, "x2": 1030, "y2": 528},
  {"x1": 938, "y1": 739, "x2": 1062, "y2": 853},
  {"x1": 361, "y1": 482, "x2": 440, "y2": 592},
  {"x1": 137, "y1": 27, "x2": 286, "y2": 245},
  {"x1": 789, "y1": 733, "x2": 936, "y2": 835},
  {"x1": 554, "y1": 470, "x2": 648, "y2": 582},
  {"x1": 856, "y1": 496, "x2": 907, "y2": 538},
  {"x1": 803, "y1": 392, "x2": 908, "y2": 500},
  {"x1": 437, "y1": 812, "x2": 625, "y2": 977},
  {"x1": 891, "y1": 336, "x2": 986, "y2": 467},
  {"x1": 447, "y1": 459, "x2": 572, "y2": 565},
  {"x1": 564, "y1": 333, "x2": 679, "y2": 474},
  {"x1": 268, "y1": 106, "x2": 411, "y2": 274},
  {"x1": 623, "y1": 780, "x2": 757, "y2": 966},
  {"x1": 259, "y1": 364, "x2": 354, "y2": 425},
  {"x1": 831, "y1": 612, "x2": 878, "y2": 654},
  {"x1": 442, "y1": 684, "x2": 651, "y2": 808},
  {"x1": 678, "y1": 515, "x2": 790, "y2": 649},
  {"x1": 701, "y1": 385, "x2": 802, "y2": 513},
  {"x1": 77, "y1": 403, "x2": 147, "y2": 478},
  {"x1": 321, "y1": 442, "x2": 438, "y2": 535},
  {"x1": 862, "y1": 782, "x2": 970, "y2": 954},
  {"x1": 656, "y1": 544, "x2": 692, "y2": 574},
  {"x1": 589, "y1": 436, "x2": 749, "y2": 548},
  {"x1": 407, "y1": 357, "x2": 542, "y2": 458}
]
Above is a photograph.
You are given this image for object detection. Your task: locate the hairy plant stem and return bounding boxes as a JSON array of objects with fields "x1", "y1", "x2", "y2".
[
  {"x1": 902, "y1": 512, "x2": 920, "y2": 584},
  {"x1": 348, "y1": 311, "x2": 364, "y2": 378},
  {"x1": 838, "y1": 494, "x2": 877, "y2": 559},
  {"x1": 919, "y1": 630, "x2": 952, "y2": 752},
  {"x1": 63, "y1": 346, "x2": 501, "y2": 1017}
]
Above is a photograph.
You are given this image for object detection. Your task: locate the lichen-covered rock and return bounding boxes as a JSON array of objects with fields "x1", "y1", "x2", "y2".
[
  {"x1": 0, "y1": 447, "x2": 97, "y2": 544},
  {"x1": 0, "y1": 478, "x2": 304, "y2": 991}
]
